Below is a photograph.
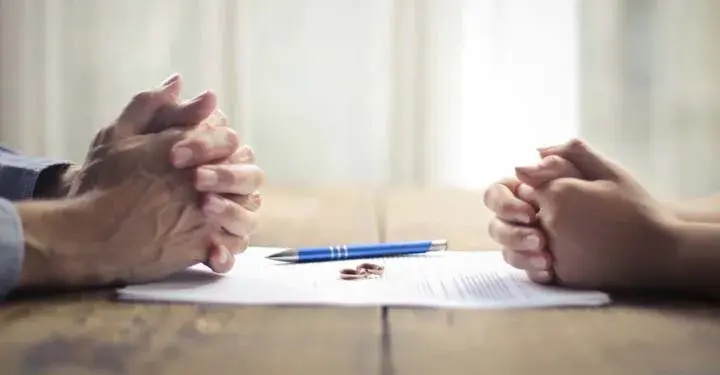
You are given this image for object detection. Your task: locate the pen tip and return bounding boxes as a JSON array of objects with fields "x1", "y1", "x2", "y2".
[{"x1": 266, "y1": 249, "x2": 295, "y2": 259}]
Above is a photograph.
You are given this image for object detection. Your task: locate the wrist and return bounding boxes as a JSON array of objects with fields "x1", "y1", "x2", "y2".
[{"x1": 15, "y1": 196, "x2": 95, "y2": 290}]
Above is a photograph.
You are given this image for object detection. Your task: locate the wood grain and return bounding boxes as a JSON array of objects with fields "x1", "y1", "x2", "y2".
[
  {"x1": 0, "y1": 295, "x2": 380, "y2": 375},
  {"x1": 387, "y1": 301, "x2": 720, "y2": 375}
]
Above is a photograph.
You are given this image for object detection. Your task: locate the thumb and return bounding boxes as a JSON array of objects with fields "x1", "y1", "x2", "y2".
[
  {"x1": 161, "y1": 73, "x2": 182, "y2": 99},
  {"x1": 113, "y1": 73, "x2": 184, "y2": 138},
  {"x1": 146, "y1": 90, "x2": 218, "y2": 134},
  {"x1": 515, "y1": 155, "x2": 584, "y2": 188},
  {"x1": 537, "y1": 139, "x2": 623, "y2": 181}
]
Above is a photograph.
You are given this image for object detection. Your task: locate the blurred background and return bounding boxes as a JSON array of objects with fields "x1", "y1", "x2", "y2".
[{"x1": 0, "y1": 0, "x2": 718, "y2": 199}]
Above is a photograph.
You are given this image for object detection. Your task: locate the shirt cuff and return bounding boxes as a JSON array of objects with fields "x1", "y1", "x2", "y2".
[
  {"x1": 0, "y1": 152, "x2": 71, "y2": 201},
  {"x1": 0, "y1": 198, "x2": 24, "y2": 298}
]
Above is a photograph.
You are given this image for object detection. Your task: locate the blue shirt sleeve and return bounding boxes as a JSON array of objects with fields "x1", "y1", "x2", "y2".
[
  {"x1": 0, "y1": 146, "x2": 72, "y2": 298},
  {"x1": 0, "y1": 198, "x2": 24, "y2": 298},
  {"x1": 0, "y1": 146, "x2": 71, "y2": 200}
]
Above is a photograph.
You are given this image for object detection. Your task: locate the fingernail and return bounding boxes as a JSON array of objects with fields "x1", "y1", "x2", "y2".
[
  {"x1": 197, "y1": 168, "x2": 218, "y2": 189},
  {"x1": 517, "y1": 163, "x2": 551, "y2": 175},
  {"x1": 241, "y1": 145, "x2": 254, "y2": 159},
  {"x1": 516, "y1": 165, "x2": 540, "y2": 173},
  {"x1": 247, "y1": 193, "x2": 262, "y2": 209},
  {"x1": 515, "y1": 214, "x2": 531, "y2": 224},
  {"x1": 217, "y1": 246, "x2": 229, "y2": 264},
  {"x1": 524, "y1": 234, "x2": 540, "y2": 249},
  {"x1": 530, "y1": 256, "x2": 547, "y2": 269},
  {"x1": 534, "y1": 270, "x2": 551, "y2": 281},
  {"x1": 516, "y1": 184, "x2": 535, "y2": 200},
  {"x1": 204, "y1": 195, "x2": 226, "y2": 214},
  {"x1": 537, "y1": 144, "x2": 559, "y2": 152},
  {"x1": 188, "y1": 90, "x2": 210, "y2": 103},
  {"x1": 161, "y1": 73, "x2": 180, "y2": 88},
  {"x1": 537, "y1": 145, "x2": 562, "y2": 157},
  {"x1": 172, "y1": 147, "x2": 193, "y2": 167}
]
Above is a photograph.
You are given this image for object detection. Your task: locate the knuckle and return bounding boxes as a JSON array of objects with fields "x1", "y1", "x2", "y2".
[
  {"x1": 215, "y1": 166, "x2": 236, "y2": 186},
  {"x1": 194, "y1": 138, "x2": 210, "y2": 156},
  {"x1": 510, "y1": 225, "x2": 528, "y2": 243},
  {"x1": 545, "y1": 179, "x2": 575, "y2": 198},
  {"x1": 219, "y1": 127, "x2": 240, "y2": 149},
  {"x1": 566, "y1": 138, "x2": 588, "y2": 152},
  {"x1": 488, "y1": 219, "x2": 513, "y2": 245},
  {"x1": 483, "y1": 179, "x2": 516, "y2": 208},
  {"x1": 497, "y1": 199, "x2": 517, "y2": 215},
  {"x1": 539, "y1": 209, "x2": 558, "y2": 229},
  {"x1": 543, "y1": 155, "x2": 565, "y2": 168},
  {"x1": 207, "y1": 126, "x2": 239, "y2": 152},
  {"x1": 546, "y1": 156, "x2": 583, "y2": 179},
  {"x1": 499, "y1": 177, "x2": 519, "y2": 188}
]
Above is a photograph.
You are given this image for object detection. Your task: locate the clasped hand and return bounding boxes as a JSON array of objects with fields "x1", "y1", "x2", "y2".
[
  {"x1": 18, "y1": 74, "x2": 264, "y2": 289},
  {"x1": 484, "y1": 139, "x2": 680, "y2": 290}
]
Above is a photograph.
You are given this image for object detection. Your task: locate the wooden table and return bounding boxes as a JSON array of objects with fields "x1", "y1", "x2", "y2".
[{"x1": 2, "y1": 187, "x2": 720, "y2": 375}]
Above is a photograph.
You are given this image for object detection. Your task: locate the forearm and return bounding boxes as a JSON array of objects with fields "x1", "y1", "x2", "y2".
[
  {"x1": 665, "y1": 193, "x2": 720, "y2": 223},
  {"x1": 668, "y1": 220, "x2": 720, "y2": 293}
]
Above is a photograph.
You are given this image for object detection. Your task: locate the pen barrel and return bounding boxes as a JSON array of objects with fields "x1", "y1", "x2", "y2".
[{"x1": 296, "y1": 240, "x2": 446, "y2": 262}]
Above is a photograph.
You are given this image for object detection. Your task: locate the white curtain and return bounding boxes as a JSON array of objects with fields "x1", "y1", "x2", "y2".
[
  {"x1": 579, "y1": 0, "x2": 720, "y2": 199},
  {"x1": 6, "y1": 0, "x2": 720, "y2": 199},
  {"x1": 0, "y1": 0, "x2": 579, "y2": 190}
]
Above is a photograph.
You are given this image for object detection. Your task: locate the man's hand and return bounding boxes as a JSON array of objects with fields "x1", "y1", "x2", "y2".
[
  {"x1": 45, "y1": 74, "x2": 264, "y2": 274},
  {"x1": 483, "y1": 155, "x2": 582, "y2": 283},
  {"x1": 15, "y1": 78, "x2": 263, "y2": 289},
  {"x1": 513, "y1": 139, "x2": 680, "y2": 290},
  {"x1": 18, "y1": 129, "x2": 216, "y2": 288}
]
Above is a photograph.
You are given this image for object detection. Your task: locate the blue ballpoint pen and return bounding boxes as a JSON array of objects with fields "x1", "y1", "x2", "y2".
[{"x1": 265, "y1": 239, "x2": 448, "y2": 263}]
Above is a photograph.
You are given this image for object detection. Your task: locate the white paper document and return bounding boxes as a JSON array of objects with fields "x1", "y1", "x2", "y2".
[{"x1": 117, "y1": 247, "x2": 611, "y2": 309}]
